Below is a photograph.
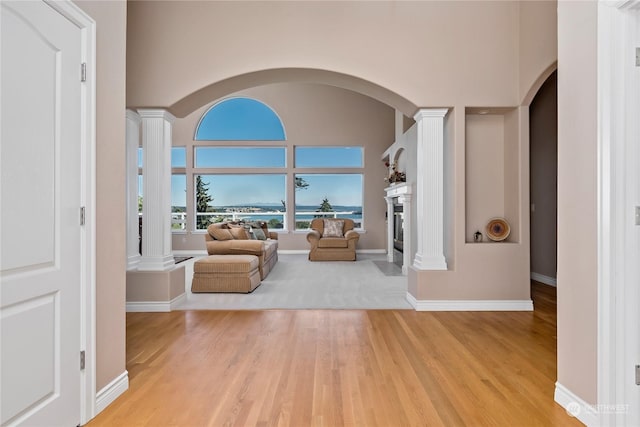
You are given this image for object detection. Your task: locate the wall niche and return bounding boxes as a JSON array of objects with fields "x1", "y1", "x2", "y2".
[{"x1": 465, "y1": 107, "x2": 520, "y2": 244}]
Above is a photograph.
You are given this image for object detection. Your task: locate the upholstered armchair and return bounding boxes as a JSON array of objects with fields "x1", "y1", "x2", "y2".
[{"x1": 306, "y1": 218, "x2": 359, "y2": 261}]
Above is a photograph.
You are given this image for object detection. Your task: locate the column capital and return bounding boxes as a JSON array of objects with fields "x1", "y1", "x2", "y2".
[
  {"x1": 126, "y1": 109, "x2": 141, "y2": 123},
  {"x1": 137, "y1": 108, "x2": 176, "y2": 123},
  {"x1": 413, "y1": 108, "x2": 450, "y2": 121}
]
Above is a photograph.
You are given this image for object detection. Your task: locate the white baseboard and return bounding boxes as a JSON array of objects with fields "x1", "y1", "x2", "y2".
[
  {"x1": 126, "y1": 293, "x2": 186, "y2": 312},
  {"x1": 406, "y1": 292, "x2": 534, "y2": 311},
  {"x1": 95, "y1": 371, "x2": 129, "y2": 415},
  {"x1": 554, "y1": 382, "x2": 599, "y2": 426},
  {"x1": 531, "y1": 272, "x2": 557, "y2": 287}
]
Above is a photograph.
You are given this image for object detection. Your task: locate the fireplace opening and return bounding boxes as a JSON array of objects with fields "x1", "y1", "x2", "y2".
[{"x1": 393, "y1": 203, "x2": 403, "y2": 253}]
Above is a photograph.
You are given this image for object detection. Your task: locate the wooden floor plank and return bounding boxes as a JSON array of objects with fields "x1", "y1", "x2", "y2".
[{"x1": 87, "y1": 282, "x2": 581, "y2": 426}]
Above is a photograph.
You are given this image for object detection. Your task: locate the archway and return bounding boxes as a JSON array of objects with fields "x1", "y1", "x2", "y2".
[{"x1": 168, "y1": 68, "x2": 418, "y2": 119}]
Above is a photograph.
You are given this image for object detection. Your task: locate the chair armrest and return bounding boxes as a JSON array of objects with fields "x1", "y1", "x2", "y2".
[
  {"x1": 345, "y1": 230, "x2": 360, "y2": 241},
  {"x1": 306, "y1": 230, "x2": 321, "y2": 244},
  {"x1": 206, "y1": 239, "x2": 264, "y2": 256}
]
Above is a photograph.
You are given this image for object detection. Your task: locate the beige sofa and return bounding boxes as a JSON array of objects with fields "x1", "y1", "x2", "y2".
[
  {"x1": 306, "y1": 218, "x2": 359, "y2": 261},
  {"x1": 205, "y1": 222, "x2": 278, "y2": 280}
]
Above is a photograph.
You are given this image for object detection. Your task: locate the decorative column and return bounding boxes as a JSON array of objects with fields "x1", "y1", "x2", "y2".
[
  {"x1": 137, "y1": 109, "x2": 175, "y2": 271},
  {"x1": 384, "y1": 196, "x2": 395, "y2": 262},
  {"x1": 126, "y1": 110, "x2": 142, "y2": 270},
  {"x1": 398, "y1": 192, "x2": 412, "y2": 275},
  {"x1": 412, "y1": 108, "x2": 448, "y2": 271}
]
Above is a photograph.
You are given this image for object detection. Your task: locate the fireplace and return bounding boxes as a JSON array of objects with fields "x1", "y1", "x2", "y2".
[
  {"x1": 393, "y1": 203, "x2": 404, "y2": 252},
  {"x1": 385, "y1": 183, "x2": 412, "y2": 275}
]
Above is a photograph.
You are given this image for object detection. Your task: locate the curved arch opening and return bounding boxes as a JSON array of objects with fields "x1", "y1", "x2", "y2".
[
  {"x1": 521, "y1": 61, "x2": 557, "y2": 106},
  {"x1": 170, "y1": 68, "x2": 417, "y2": 118}
]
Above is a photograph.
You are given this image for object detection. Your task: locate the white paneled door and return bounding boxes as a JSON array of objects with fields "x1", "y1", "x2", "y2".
[{"x1": 1, "y1": 1, "x2": 83, "y2": 425}]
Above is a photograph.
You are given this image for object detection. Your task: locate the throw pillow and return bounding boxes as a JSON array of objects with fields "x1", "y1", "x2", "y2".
[
  {"x1": 323, "y1": 219, "x2": 344, "y2": 238},
  {"x1": 228, "y1": 225, "x2": 248, "y2": 240},
  {"x1": 209, "y1": 227, "x2": 233, "y2": 241},
  {"x1": 252, "y1": 227, "x2": 267, "y2": 240}
]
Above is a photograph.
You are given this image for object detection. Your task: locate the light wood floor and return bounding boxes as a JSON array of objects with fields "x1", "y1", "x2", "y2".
[{"x1": 88, "y1": 282, "x2": 582, "y2": 426}]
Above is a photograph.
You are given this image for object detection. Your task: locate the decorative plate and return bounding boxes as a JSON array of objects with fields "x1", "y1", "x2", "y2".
[{"x1": 485, "y1": 218, "x2": 510, "y2": 241}]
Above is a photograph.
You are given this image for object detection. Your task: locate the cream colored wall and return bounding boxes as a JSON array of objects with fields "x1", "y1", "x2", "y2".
[
  {"x1": 170, "y1": 83, "x2": 394, "y2": 251},
  {"x1": 530, "y1": 72, "x2": 557, "y2": 279},
  {"x1": 518, "y1": 0, "x2": 558, "y2": 103},
  {"x1": 126, "y1": 1, "x2": 525, "y2": 113},
  {"x1": 556, "y1": 0, "x2": 598, "y2": 404},
  {"x1": 75, "y1": 1, "x2": 127, "y2": 392}
]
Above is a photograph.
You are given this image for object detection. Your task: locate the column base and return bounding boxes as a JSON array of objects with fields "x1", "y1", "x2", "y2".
[
  {"x1": 126, "y1": 254, "x2": 141, "y2": 271},
  {"x1": 137, "y1": 254, "x2": 175, "y2": 271},
  {"x1": 413, "y1": 253, "x2": 447, "y2": 271}
]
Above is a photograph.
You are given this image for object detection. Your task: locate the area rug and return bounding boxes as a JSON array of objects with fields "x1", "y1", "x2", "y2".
[{"x1": 174, "y1": 253, "x2": 412, "y2": 310}]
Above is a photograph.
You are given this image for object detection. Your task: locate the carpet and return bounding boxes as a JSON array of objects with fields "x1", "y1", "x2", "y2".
[{"x1": 175, "y1": 253, "x2": 412, "y2": 310}]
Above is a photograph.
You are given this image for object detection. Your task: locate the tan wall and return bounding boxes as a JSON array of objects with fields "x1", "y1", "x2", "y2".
[
  {"x1": 171, "y1": 83, "x2": 394, "y2": 252},
  {"x1": 75, "y1": 1, "x2": 127, "y2": 392},
  {"x1": 530, "y1": 72, "x2": 557, "y2": 279},
  {"x1": 126, "y1": 266, "x2": 185, "y2": 302},
  {"x1": 556, "y1": 0, "x2": 598, "y2": 404},
  {"x1": 518, "y1": 0, "x2": 558, "y2": 103},
  {"x1": 126, "y1": 0, "x2": 527, "y2": 113}
]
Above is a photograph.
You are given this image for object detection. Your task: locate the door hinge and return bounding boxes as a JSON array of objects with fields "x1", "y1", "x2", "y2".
[
  {"x1": 80, "y1": 207, "x2": 86, "y2": 226},
  {"x1": 80, "y1": 351, "x2": 85, "y2": 370},
  {"x1": 80, "y1": 62, "x2": 87, "y2": 82}
]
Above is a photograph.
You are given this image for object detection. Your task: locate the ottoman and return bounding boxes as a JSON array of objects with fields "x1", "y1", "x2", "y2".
[{"x1": 191, "y1": 255, "x2": 261, "y2": 293}]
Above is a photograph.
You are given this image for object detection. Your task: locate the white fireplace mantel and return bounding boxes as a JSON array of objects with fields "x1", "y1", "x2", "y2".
[{"x1": 384, "y1": 183, "x2": 412, "y2": 275}]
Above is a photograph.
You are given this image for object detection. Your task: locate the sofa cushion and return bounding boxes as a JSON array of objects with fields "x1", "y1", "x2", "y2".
[
  {"x1": 318, "y1": 237, "x2": 349, "y2": 248},
  {"x1": 209, "y1": 226, "x2": 233, "y2": 241},
  {"x1": 323, "y1": 219, "x2": 344, "y2": 238},
  {"x1": 228, "y1": 225, "x2": 249, "y2": 240},
  {"x1": 264, "y1": 240, "x2": 278, "y2": 258}
]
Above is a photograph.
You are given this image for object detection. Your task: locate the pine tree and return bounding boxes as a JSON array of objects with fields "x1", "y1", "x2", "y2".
[
  {"x1": 195, "y1": 175, "x2": 213, "y2": 229},
  {"x1": 315, "y1": 197, "x2": 334, "y2": 218}
]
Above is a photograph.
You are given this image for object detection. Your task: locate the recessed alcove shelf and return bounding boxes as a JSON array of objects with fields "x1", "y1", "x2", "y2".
[{"x1": 465, "y1": 107, "x2": 520, "y2": 243}]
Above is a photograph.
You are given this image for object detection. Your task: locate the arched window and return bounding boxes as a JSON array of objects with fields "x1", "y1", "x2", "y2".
[{"x1": 195, "y1": 97, "x2": 286, "y2": 140}]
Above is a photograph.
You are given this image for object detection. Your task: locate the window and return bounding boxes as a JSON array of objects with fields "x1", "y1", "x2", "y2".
[
  {"x1": 195, "y1": 147, "x2": 285, "y2": 168},
  {"x1": 293, "y1": 147, "x2": 364, "y2": 230},
  {"x1": 195, "y1": 98, "x2": 285, "y2": 141},
  {"x1": 295, "y1": 146, "x2": 363, "y2": 168},
  {"x1": 176, "y1": 98, "x2": 367, "y2": 233},
  {"x1": 171, "y1": 147, "x2": 186, "y2": 168},
  {"x1": 294, "y1": 174, "x2": 363, "y2": 230},
  {"x1": 171, "y1": 174, "x2": 186, "y2": 230},
  {"x1": 195, "y1": 174, "x2": 286, "y2": 230}
]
